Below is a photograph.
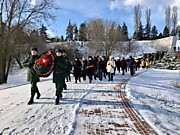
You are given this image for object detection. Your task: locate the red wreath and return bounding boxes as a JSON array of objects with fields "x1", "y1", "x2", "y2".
[
  {"x1": 38, "y1": 55, "x2": 50, "y2": 67},
  {"x1": 33, "y1": 50, "x2": 55, "y2": 77}
]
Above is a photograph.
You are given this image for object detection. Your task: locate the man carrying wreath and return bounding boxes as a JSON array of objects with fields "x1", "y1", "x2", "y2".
[{"x1": 23, "y1": 47, "x2": 41, "y2": 105}]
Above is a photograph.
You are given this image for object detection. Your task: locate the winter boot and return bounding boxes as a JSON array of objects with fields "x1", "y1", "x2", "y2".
[
  {"x1": 36, "y1": 92, "x2": 41, "y2": 99},
  {"x1": 55, "y1": 96, "x2": 60, "y2": 105},
  {"x1": 60, "y1": 93, "x2": 63, "y2": 99},
  {"x1": 27, "y1": 95, "x2": 34, "y2": 105}
]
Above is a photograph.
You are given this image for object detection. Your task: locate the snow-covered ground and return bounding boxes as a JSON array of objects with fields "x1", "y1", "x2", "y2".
[
  {"x1": 0, "y1": 68, "x2": 179, "y2": 135},
  {"x1": 126, "y1": 69, "x2": 180, "y2": 135}
]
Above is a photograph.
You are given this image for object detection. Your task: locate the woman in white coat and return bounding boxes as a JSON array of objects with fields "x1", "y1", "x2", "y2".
[{"x1": 106, "y1": 56, "x2": 115, "y2": 81}]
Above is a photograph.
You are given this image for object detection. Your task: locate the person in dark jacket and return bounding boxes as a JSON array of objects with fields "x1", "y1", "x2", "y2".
[
  {"x1": 65, "y1": 58, "x2": 72, "y2": 82},
  {"x1": 116, "y1": 58, "x2": 121, "y2": 73},
  {"x1": 86, "y1": 56, "x2": 95, "y2": 83},
  {"x1": 96, "y1": 57, "x2": 104, "y2": 81},
  {"x1": 72, "y1": 57, "x2": 82, "y2": 83},
  {"x1": 82, "y1": 57, "x2": 87, "y2": 81},
  {"x1": 102, "y1": 56, "x2": 107, "y2": 79},
  {"x1": 129, "y1": 56, "x2": 136, "y2": 76},
  {"x1": 23, "y1": 47, "x2": 41, "y2": 105},
  {"x1": 53, "y1": 49, "x2": 67, "y2": 105},
  {"x1": 62, "y1": 50, "x2": 71, "y2": 90},
  {"x1": 121, "y1": 57, "x2": 127, "y2": 75}
]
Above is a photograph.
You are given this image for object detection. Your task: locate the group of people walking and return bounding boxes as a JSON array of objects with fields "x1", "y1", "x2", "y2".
[
  {"x1": 23, "y1": 47, "x2": 150, "y2": 105},
  {"x1": 23, "y1": 47, "x2": 70, "y2": 105}
]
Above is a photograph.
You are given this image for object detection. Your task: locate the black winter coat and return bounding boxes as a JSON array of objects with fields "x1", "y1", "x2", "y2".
[
  {"x1": 73, "y1": 60, "x2": 82, "y2": 76},
  {"x1": 86, "y1": 60, "x2": 95, "y2": 76}
]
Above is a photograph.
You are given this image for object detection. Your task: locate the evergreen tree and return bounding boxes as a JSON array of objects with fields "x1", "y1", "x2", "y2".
[
  {"x1": 60, "y1": 35, "x2": 65, "y2": 42},
  {"x1": 73, "y1": 25, "x2": 78, "y2": 41},
  {"x1": 144, "y1": 23, "x2": 151, "y2": 39},
  {"x1": 177, "y1": 26, "x2": 180, "y2": 39},
  {"x1": 117, "y1": 24, "x2": 123, "y2": 40},
  {"x1": 133, "y1": 31, "x2": 138, "y2": 40},
  {"x1": 158, "y1": 33, "x2": 163, "y2": 39},
  {"x1": 66, "y1": 20, "x2": 74, "y2": 41},
  {"x1": 138, "y1": 21, "x2": 144, "y2": 40},
  {"x1": 122, "y1": 22, "x2": 128, "y2": 40},
  {"x1": 171, "y1": 28, "x2": 176, "y2": 36},
  {"x1": 151, "y1": 25, "x2": 158, "y2": 39},
  {"x1": 79, "y1": 22, "x2": 87, "y2": 41},
  {"x1": 163, "y1": 26, "x2": 170, "y2": 37},
  {"x1": 40, "y1": 24, "x2": 48, "y2": 39}
]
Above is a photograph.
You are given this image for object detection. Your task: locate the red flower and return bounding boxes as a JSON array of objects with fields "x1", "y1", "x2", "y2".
[{"x1": 38, "y1": 55, "x2": 50, "y2": 67}]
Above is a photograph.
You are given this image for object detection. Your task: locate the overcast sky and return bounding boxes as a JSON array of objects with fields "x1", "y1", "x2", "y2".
[{"x1": 42, "y1": 0, "x2": 180, "y2": 38}]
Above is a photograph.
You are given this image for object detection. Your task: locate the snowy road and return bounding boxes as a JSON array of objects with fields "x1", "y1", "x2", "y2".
[
  {"x1": 0, "y1": 78, "x2": 99, "y2": 134},
  {"x1": 0, "y1": 69, "x2": 179, "y2": 135},
  {"x1": 1, "y1": 71, "x2": 146, "y2": 135}
]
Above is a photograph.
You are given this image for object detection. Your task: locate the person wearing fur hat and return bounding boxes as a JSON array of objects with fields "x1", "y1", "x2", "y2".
[
  {"x1": 106, "y1": 56, "x2": 115, "y2": 81},
  {"x1": 23, "y1": 47, "x2": 41, "y2": 105},
  {"x1": 53, "y1": 48, "x2": 67, "y2": 105}
]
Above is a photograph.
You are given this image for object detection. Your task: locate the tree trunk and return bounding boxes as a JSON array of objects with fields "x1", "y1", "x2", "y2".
[
  {"x1": 15, "y1": 57, "x2": 23, "y2": 69},
  {"x1": 5, "y1": 56, "x2": 12, "y2": 82},
  {"x1": 0, "y1": 55, "x2": 7, "y2": 84}
]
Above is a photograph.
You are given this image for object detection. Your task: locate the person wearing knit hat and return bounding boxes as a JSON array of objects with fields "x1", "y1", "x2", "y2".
[{"x1": 23, "y1": 47, "x2": 41, "y2": 105}]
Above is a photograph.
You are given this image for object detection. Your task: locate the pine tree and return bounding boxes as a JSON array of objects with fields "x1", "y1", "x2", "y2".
[
  {"x1": 177, "y1": 26, "x2": 180, "y2": 39},
  {"x1": 122, "y1": 22, "x2": 128, "y2": 40},
  {"x1": 158, "y1": 33, "x2": 163, "y2": 39},
  {"x1": 74, "y1": 25, "x2": 78, "y2": 41},
  {"x1": 79, "y1": 22, "x2": 87, "y2": 41},
  {"x1": 40, "y1": 24, "x2": 48, "y2": 39},
  {"x1": 60, "y1": 35, "x2": 64, "y2": 42},
  {"x1": 138, "y1": 21, "x2": 144, "y2": 40},
  {"x1": 117, "y1": 24, "x2": 123, "y2": 41},
  {"x1": 144, "y1": 23, "x2": 151, "y2": 39},
  {"x1": 171, "y1": 28, "x2": 176, "y2": 36},
  {"x1": 163, "y1": 26, "x2": 170, "y2": 37},
  {"x1": 66, "y1": 20, "x2": 74, "y2": 41},
  {"x1": 133, "y1": 31, "x2": 138, "y2": 40},
  {"x1": 151, "y1": 25, "x2": 158, "y2": 39}
]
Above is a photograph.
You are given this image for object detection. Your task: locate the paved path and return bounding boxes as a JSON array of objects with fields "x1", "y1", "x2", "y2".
[{"x1": 73, "y1": 77, "x2": 157, "y2": 135}]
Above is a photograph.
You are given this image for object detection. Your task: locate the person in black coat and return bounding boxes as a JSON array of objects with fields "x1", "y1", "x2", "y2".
[
  {"x1": 82, "y1": 57, "x2": 87, "y2": 81},
  {"x1": 121, "y1": 57, "x2": 127, "y2": 75},
  {"x1": 86, "y1": 56, "x2": 95, "y2": 83},
  {"x1": 96, "y1": 57, "x2": 104, "y2": 81},
  {"x1": 72, "y1": 57, "x2": 82, "y2": 83},
  {"x1": 129, "y1": 56, "x2": 136, "y2": 76},
  {"x1": 102, "y1": 56, "x2": 107, "y2": 79},
  {"x1": 116, "y1": 58, "x2": 121, "y2": 73}
]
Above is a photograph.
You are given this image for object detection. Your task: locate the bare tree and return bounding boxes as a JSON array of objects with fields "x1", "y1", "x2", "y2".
[
  {"x1": 166, "y1": 6, "x2": 171, "y2": 31},
  {"x1": 0, "y1": 0, "x2": 57, "y2": 84},
  {"x1": 87, "y1": 18, "x2": 105, "y2": 54},
  {"x1": 87, "y1": 18, "x2": 124, "y2": 57},
  {"x1": 134, "y1": 4, "x2": 141, "y2": 36},
  {"x1": 145, "y1": 7, "x2": 151, "y2": 38},
  {"x1": 172, "y1": 6, "x2": 178, "y2": 35}
]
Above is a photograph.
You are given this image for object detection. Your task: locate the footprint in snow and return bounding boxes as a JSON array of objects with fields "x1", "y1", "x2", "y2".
[
  {"x1": 24, "y1": 108, "x2": 32, "y2": 114},
  {"x1": 21, "y1": 128, "x2": 30, "y2": 134}
]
